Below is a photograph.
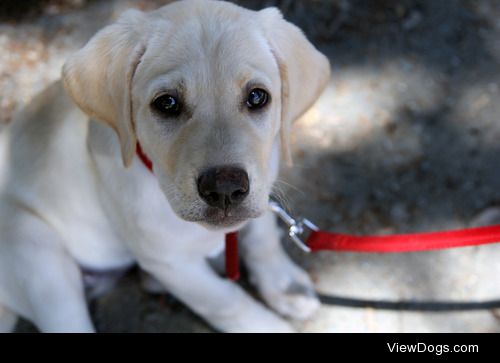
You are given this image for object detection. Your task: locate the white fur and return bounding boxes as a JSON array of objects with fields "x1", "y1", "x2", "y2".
[{"x1": 0, "y1": 0, "x2": 329, "y2": 333}]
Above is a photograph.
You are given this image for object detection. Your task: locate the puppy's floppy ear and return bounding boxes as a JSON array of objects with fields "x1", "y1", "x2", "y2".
[
  {"x1": 259, "y1": 8, "x2": 331, "y2": 165},
  {"x1": 62, "y1": 9, "x2": 147, "y2": 167}
]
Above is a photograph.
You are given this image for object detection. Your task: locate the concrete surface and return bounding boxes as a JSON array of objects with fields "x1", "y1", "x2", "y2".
[{"x1": 2, "y1": 0, "x2": 500, "y2": 332}]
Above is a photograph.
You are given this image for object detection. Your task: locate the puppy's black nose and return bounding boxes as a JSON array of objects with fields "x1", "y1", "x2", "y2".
[{"x1": 197, "y1": 166, "x2": 249, "y2": 210}]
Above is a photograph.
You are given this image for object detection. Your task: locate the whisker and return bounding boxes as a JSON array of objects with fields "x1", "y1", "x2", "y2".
[
  {"x1": 274, "y1": 179, "x2": 305, "y2": 196},
  {"x1": 271, "y1": 184, "x2": 292, "y2": 212}
]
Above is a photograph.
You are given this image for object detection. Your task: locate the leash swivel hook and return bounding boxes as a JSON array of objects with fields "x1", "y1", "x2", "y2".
[{"x1": 269, "y1": 200, "x2": 318, "y2": 253}]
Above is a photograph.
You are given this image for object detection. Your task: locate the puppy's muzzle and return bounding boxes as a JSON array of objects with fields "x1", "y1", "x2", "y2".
[{"x1": 197, "y1": 166, "x2": 249, "y2": 210}]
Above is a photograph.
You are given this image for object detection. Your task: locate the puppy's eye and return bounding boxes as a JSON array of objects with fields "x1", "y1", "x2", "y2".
[
  {"x1": 152, "y1": 94, "x2": 181, "y2": 116},
  {"x1": 246, "y1": 88, "x2": 269, "y2": 110}
]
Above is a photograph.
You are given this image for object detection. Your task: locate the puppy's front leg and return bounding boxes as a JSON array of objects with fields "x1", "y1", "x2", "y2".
[
  {"x1": 140, "y1": 256, "x2": 294, "y2": 333},
  {"x1": 4, "y1": 212, "x2": 94, "y2": 333},
  {"x1": 240, "y1": 212, "x2": 320, "y2": 320},
  {"x1": 19, "y1": 247, "x2": 94, "y2": 333}
]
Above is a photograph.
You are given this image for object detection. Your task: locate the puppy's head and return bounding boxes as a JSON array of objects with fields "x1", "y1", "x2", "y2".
[{"x1": 63, "y1": 0, "x2": 330, "y2": 230}]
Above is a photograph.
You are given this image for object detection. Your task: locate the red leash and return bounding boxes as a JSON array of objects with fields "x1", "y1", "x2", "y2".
[
  {"x1": 307, "y1": 226, "x2": 500, "y2": 253},
  {"x1": 136, "y1": 144, "x2": 500, "y2": 281},
  {"x1": 225, "y1": 232, "x2": 240, "y2": 281},
  {"x1": 269, "y1": 201, "x2": 500, "y2": 254}
]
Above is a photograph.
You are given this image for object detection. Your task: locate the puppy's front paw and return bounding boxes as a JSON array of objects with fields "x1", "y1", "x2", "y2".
[{"x1": 249, "y1": 255, "x2": 320, "y2": 321}]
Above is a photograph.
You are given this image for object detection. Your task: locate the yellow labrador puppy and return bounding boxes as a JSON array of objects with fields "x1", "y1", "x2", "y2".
[{"x1": 0, "y1": 0, "x2": 329, "y2": 332}]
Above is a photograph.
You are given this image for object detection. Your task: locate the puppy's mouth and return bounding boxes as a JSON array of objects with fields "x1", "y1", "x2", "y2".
[
  {"x1": 202, "y1": 207, "x2": 255, "y2": 228},
  {"x1": 183, "y1": 206, "x2": 262, "y2": 230}
]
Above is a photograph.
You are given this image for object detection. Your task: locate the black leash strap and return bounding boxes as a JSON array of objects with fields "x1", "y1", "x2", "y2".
[{"x1": 318, "y1": 293, "x2": 500, "y2": 312}]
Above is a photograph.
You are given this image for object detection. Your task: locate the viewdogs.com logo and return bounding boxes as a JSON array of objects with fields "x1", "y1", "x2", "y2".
[{"x1": 387, "y1": 343, "x2": 478, "y2": 355}]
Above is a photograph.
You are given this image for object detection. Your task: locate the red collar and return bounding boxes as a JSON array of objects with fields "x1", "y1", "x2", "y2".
[{"x1": 136, "y1": 142, "x2": 153, "y2": 172}]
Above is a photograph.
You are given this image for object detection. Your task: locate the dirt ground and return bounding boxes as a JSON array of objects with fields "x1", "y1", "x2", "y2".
[{"x1": 2, "y1": 0, "x2": 500, "y2": 332}]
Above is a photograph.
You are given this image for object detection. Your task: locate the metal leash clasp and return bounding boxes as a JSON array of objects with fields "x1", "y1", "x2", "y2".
[{"x1": 269, "y1": 200, "x2": 318, "y2": 253}]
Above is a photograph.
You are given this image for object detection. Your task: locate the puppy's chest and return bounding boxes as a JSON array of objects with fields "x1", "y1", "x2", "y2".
[
  {"x1": 61, "y1": 216, "x2": 136, "y2": 270},
  {"x1": 61, "y1": 175, "x2": 224, "y2": 269}
]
